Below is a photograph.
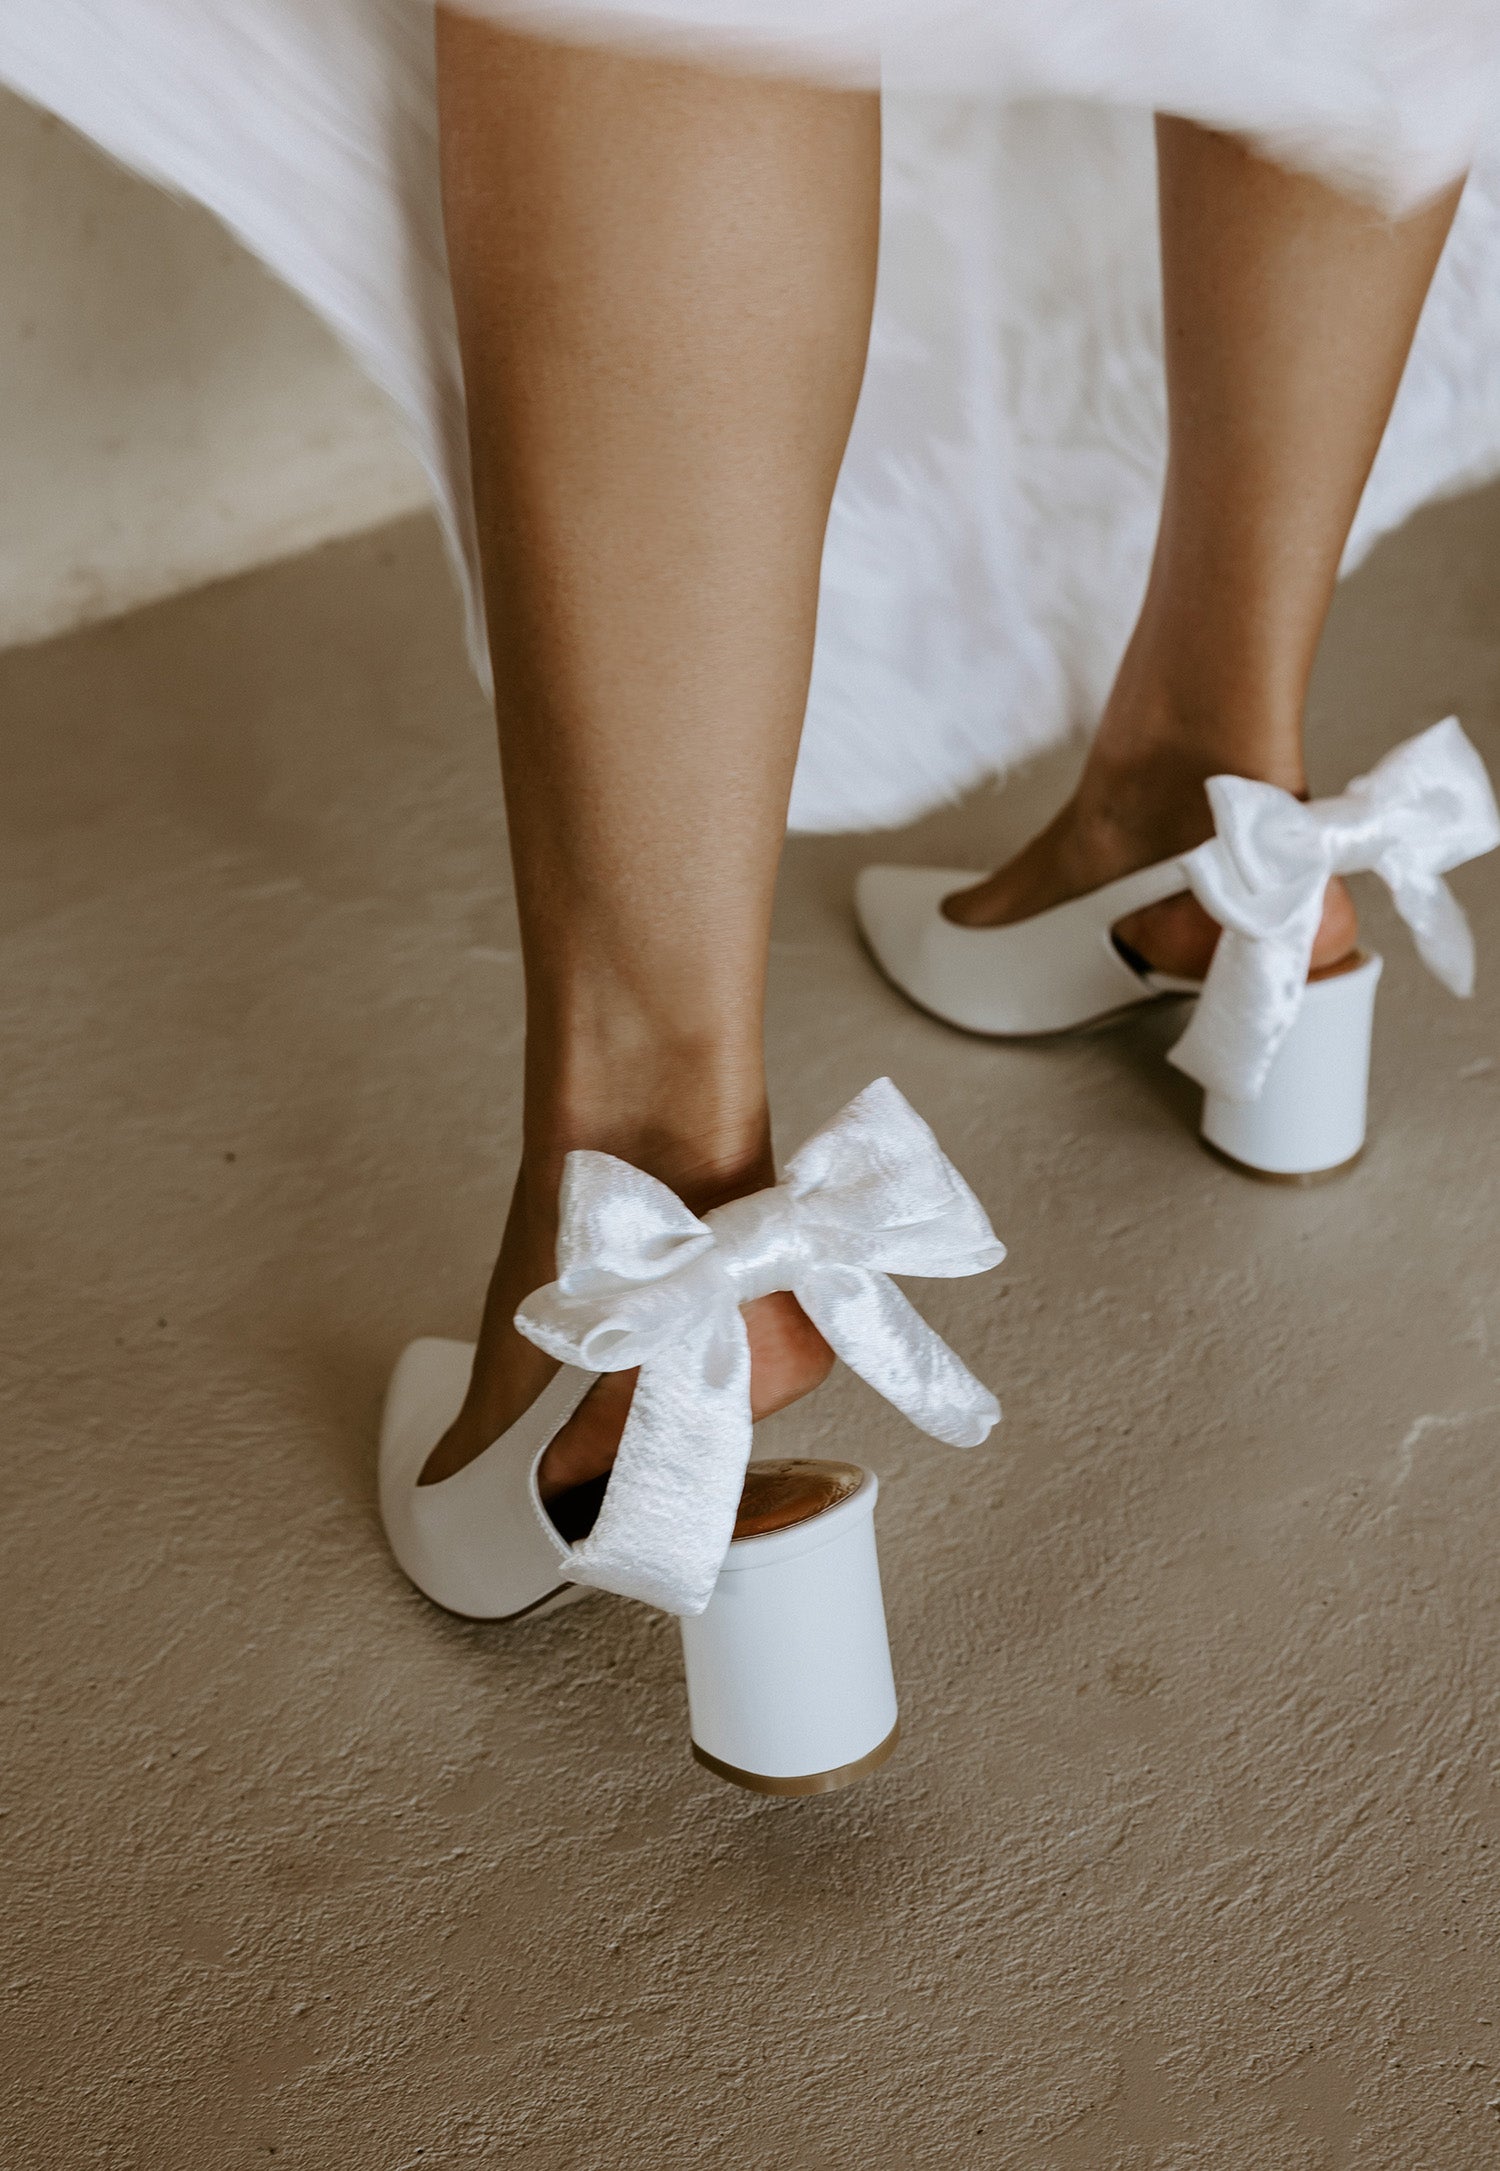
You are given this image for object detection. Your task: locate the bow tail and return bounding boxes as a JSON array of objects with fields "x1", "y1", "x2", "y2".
[
  {"x1": 796, "y1": 1263, "x2": 999, "y2": 1449},
  {"x1": 1385, "y1": 865, "x2": 1476, "y2": 998},
  {"x1": 1168, "y1": 914, "x2": 1321, "y2": 1103},
  {"x1": 563, "y1": 1308, "x2": 752, "y2": 1616}
]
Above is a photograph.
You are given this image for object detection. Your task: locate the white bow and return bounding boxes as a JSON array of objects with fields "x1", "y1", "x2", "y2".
[
  {"x1": 515, "y1": 1077, "x2": 1004, "y2": 1616},
  {"x1": 1168, "y1": 718, "x2": 1500, "y2": 1103}
]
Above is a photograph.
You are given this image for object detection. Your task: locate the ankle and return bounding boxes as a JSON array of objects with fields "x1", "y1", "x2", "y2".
[
  {"x1": 1082, "y1": 638, "x2": 1310, "y2": 848},
  {"x1": 521, "y1": 1070, "x2": 774, "y2": 1219},
  {"x1": 423, "y1": 1095, "x2": 776, "y2": 1488},
  {"x1": 1075, "y1": 719, "x2": 1308, "y2": 868},
  {"x1": 516, "y1": 1131, "x2": 776, "y2": 1239}
]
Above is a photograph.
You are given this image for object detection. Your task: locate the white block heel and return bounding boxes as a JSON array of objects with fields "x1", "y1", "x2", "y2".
[
  {"x1": 1199, "y1": 951, "x2": 1383, "y2": 1181},
  {"x1": 380, "y1": 1079, "x2": 1005, "y2": 1795},
  {"x1": 681, "y1": 1462, "x2": 898, "y2": 1795},
  {"x1": 856, "y1": 719, "x2": 1498, "y2": 1173}
]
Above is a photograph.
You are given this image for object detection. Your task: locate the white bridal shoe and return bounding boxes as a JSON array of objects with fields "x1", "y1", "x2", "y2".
[
  {"x1": 857, "y1": 718, "x2": 1500, "y2": 1181},
  {"x1": 380, "y1": 1078, "x2": 1005, "y2": 1796}
]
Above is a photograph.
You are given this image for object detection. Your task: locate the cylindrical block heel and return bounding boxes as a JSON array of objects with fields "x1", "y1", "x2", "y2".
[
  {"x1": 1200, "y1": 951, "x2": 1383, "y2": 1180},
  {"x1": 679, "y1": 1462, "x2": 899, "y2": 1796}
]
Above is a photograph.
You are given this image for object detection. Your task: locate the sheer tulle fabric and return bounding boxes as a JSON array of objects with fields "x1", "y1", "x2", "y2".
[
  {"x1": 452, "y1": 0, "x2": 1500, "y2": 211},
  {"x1": 7, "y1": 7, "x2": 1500, "y2": 828}
]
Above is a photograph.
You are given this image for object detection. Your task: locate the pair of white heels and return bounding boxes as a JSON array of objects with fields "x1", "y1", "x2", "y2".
[{"x1": 381, "y1": 719, "x2": 1499, "y2": 1797}]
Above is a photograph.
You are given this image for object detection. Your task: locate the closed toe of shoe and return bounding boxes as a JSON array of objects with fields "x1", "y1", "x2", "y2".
[
  {"x1": 378, "y1": 1338, "x2": 594, "y2": 1622},
  {"x1": 854, "y1": 864, "x2": 970, "y2": 1005}
]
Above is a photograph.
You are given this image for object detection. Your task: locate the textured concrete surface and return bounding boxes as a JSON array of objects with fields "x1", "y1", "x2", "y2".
[{"x1": 3, "y1": 492, "x2": 1500, "y2": 2169}]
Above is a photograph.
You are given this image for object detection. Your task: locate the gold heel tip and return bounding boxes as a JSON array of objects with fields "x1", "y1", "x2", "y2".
[{"x1": 691, "y1": 1719, "x2": 900, "y2": 1798}]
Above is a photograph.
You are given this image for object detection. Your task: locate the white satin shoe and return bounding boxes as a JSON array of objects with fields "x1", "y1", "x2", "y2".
[
  {"x1": 858, "y1": 718, "x2": 1500, "y2": 1180},
  {"x1": 379, "y1": 1077, "x2": 1005, "y2": 1795},
  {"x1": 379, "y1": 1340, "x2": 594, "y2": 1623}
]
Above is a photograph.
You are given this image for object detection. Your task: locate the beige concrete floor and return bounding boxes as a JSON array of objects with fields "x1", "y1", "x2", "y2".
[{"x1": 3, "y1": 491, "x2": 1500, "y2": 2170}]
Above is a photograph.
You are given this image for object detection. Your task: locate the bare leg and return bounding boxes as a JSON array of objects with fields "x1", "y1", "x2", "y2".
[
  {"x1": 948, "y1": 120, "x2": 1464, "y2": 975},
  {"x1": 424, "y1": 21, "x2": 880, "y2": 1490}
]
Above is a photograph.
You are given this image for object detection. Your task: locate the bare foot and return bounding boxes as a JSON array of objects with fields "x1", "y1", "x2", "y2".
[
  {"x1": 941, "y1": 757, "x2": 1358, "y2": 982},
  {"x1": 417, "y1": 1140, "x2": 834, "y2": 1508}
]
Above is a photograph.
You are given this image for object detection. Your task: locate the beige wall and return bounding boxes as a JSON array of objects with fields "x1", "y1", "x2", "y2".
[{"x1": 0, "y1": 89, "x2": 427, "y2": 651}]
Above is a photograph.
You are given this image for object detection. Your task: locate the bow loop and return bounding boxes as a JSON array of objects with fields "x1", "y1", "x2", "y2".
[
  {"x1": 1195, "y1": 777, "x2": 1331, "y2": 935},
  {"x1": 513, "y1": 1079, "x2": 1004, "y2": 1616},
  {"x1": 552, "y1": 1151, "x2": 713, "y2": 1294},
  {"x1": 783, "y1": 1076, "x2": 1007, "y2": 1279},
  {"x1": 521, "y1": 1152, "x2": 722, "y2": 1371},
  {"x1": 1170, "y1": 718, "x2": 1499, "y2": 1102}
]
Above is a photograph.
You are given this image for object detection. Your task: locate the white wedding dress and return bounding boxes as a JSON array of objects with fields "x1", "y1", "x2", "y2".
[{"x1": 5, "y1": 1, "x2": 1500, "y2": 829}]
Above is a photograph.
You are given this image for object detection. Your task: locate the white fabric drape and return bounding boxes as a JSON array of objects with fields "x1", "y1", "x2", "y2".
[{"x1": 5, "y1": 5, "x2": 1500, "y2": 831}]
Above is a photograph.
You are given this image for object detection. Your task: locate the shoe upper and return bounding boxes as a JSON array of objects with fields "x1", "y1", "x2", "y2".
[
  {"x1": 378, "y1": 1338, "x2": 591, "y2": 1620},
  {"x1": 854, "y1": 859, "x2": 1186, "y2": 1036}
]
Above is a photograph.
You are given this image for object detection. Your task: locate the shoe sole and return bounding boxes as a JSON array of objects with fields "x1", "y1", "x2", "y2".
[
  {"x1": 412, "y1": 1577, "x2": 593, "y2": 1626},
  {"x1": 1199, "y1": 1137, "x2": 1365, "y2": 1186},
  {"x1": 691, "y1": 1718, "x2": 900, "y2": 1797}
]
